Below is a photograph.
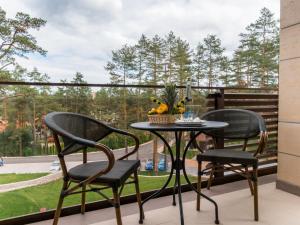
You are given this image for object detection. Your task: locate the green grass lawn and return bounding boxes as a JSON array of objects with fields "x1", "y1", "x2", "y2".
[
  {"x1": 138, "y1": 171, "x2": 170, "y2": 176},
  {"x1": 0, "y1": 174, "x2": 196, "y2": 220},
  {"x1": 0, "y1": 173, "x2": 49, "y2": 185}
]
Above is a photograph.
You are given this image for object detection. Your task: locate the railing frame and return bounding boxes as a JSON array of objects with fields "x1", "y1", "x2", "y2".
[{"x1": 0, "y1": 81, "x2": 278, "y2": 90}]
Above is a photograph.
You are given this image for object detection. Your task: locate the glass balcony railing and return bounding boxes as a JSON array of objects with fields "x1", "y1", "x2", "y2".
[{"x1": 0, "y1": 81, "x2": 278, "y2": 223}]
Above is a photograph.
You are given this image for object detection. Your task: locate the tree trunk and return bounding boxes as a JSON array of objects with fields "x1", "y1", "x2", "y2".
[
  {"x1": 19, "y1": 135, "x2": 22, "y2": 156},
  {"x1": 33, "y1": 98, "x2": 36, "y2": 144}
]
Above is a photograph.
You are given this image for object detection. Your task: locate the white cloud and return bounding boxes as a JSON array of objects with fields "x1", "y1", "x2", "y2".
[{"x1": 0, "y1": 0, "x2": 280, "y2": 83}]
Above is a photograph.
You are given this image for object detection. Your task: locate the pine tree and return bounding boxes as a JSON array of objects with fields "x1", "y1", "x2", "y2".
[
  {"x1": 105, "y1": 44, "x2": 136, "y2": 85},
  {"x1": 104, "y1": 45, "x2": 137, "y2": 157},
  {"x1": 219, "y1": 56, "x2": 232, "y2": 87},
  {"x1": 145, "y1": 35, "x2": 165, "y2": 173},
  {"x1": 134, "y1": 34, "x2": 149, "y2": 85},
  {"x1": 67, "y1": 72, "x2": 92, "y2": 115},
  {"x1": 173, "y1": 37, "x2": 192, "y2": 97},
  {"x1": 163, "y1": 31, "x2": 177, "y2": 81},
  {"x1": 202, "y1": 35, "x2": 225, "y2": 87},
  {"x1": 236, "y1": 7, "x2": 279, "y2": 87},
  {"x1": 231, "y1": 50, "x2": 246, "y2": 87},
  {"x1": 145, "y1": 35, "x2": 165, "y2": 87},
  {"x1": 0, "y1": 7, "x2": 47, "y2": 72},
  {"x1": 134, "y1": 35, "x2": 149, "y2": 127},
  {"x1": 192, "y1": 43, "x2": 205, "y2": 87},
  {"x1": 253, "y1": 8, "x2": 279, "y2": 87},
  {"x1": 27, "y1": 67, "x2": 50, "y2": 94}
]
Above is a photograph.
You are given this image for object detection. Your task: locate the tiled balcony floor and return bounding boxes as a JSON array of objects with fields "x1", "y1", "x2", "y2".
[{"x1": 32, "y1": 175, "x2": 300, "y2": 225}]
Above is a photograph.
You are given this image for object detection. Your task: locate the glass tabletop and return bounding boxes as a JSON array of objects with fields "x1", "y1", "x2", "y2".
[{"x1": 130, "y1": 121, "x2": 228, "y2": 132}]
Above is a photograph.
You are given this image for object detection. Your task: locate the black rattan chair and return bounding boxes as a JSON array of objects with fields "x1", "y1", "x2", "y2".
[
  {"x1": 44, "y1": 112, "x2": 144, "y2": 225},
  {"x1": 196, "y1": 109, "x2": 268, "y2": 221}
]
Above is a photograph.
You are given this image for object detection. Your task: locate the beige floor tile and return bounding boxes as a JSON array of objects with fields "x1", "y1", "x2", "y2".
[
  {"x1": 75, "y1": 183, "x2": 300, "y2": 225},
  {"x1": 31, "y1": 180, "x2": 300, "y2": 225}
]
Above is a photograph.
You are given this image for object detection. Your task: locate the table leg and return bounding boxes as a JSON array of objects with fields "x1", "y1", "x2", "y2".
[
  {"x1": 175, "y1": 131, "x2": 185, "y2": 225},
  {"x1": 172, "y1": 171, "x2": 178, "y2": 206},
  {"x1": 141, "y1": 131, "x2": 175, "y2": 206},
  {"x1": 143, "y1": 130, "x2": 213, "y2": 225},
  {"x1": 182, "y1": 131, "x2": 220, "y2": 224}
]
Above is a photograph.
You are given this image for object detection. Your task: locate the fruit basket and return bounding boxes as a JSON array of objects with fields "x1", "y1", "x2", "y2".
[
  {"x1": 147, "y1": 84, "x2": 186, "y2": 124},
  {"x1": 148, "y1": 114, "x2": 178, "y2": 124}
]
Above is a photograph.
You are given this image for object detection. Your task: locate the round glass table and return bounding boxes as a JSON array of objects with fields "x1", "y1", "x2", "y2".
[{"x1": 131, "y1": 121, "x2": 228, "y2": 225}]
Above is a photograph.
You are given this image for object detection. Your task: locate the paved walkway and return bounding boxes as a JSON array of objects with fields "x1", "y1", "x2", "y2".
[
  {"x1": 3, "y1": 140, "x2": 163, "y2": 164},
  {"x1": 0, "y1": 139, "x2": 199, "y2": 192},
  {"x1": 0, "y1": 172, "x2": 61, "y2": 193}
]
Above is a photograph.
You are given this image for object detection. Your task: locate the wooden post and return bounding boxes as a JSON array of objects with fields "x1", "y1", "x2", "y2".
[
  {"x1": 214, "y1": 88, "x2": 225, "y2": 178},
  {"x1": 214, "y1": 88, "x2": 224, "y2": 148}
]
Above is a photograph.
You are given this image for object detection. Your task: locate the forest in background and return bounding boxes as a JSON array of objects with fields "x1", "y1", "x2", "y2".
[
  {"x1": 0, "y1": 7, "x2": 279, "y2": 156},
  {"x1": 106, "y1": 7, "x2": 279, "y2": 88}
]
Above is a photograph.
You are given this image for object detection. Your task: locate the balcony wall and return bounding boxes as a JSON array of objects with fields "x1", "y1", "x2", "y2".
[{"x1": 277, "y1": 0, "x2": 300, "y2": 194}]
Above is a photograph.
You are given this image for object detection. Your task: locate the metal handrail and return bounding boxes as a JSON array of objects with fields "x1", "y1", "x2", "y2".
[{"x1": 0, "y1": 81, "x2": 278, "y2": 91}]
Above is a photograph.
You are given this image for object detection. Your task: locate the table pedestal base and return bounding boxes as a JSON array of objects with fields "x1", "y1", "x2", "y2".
[{"x1": 140, "y1": 130, "x2": 219, "y2": 225}]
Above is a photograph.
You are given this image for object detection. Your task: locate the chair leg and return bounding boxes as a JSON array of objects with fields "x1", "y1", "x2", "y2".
[
  {"x1": 134, "y1": 171, "x2": 145, "y2": 224},
  {"x1": 196, "y1": 161, "x2": 202, "y2": 211},
  {"x1": 113, "y1": 187, "x2": 122, "y2": 225},
  {"x1": 245, "y1": 166, "x2": 254, "y2": 195},
  {"x1": 53, "y1": 180, "x2": 68, "y2": 225},
  {"x1": 81, "y1": 184, "x2": 86, "y2": 214},
  {"x1": 207, "y1": 164, "x2": 215, "y2": 190},
  {"x1": 253, "y1": 165, "x2": 259, "y2": 221}
]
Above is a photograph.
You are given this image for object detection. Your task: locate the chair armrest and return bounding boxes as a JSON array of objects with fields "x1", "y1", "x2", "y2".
[
  {"x1": 64, "y1": 142, "x2": 115, "y2": 195},
  {"x1": 110, "y1": 127, "x2": 140, "y2": 160},
  {"x1": 82, "y1": 143, "x2": 115, "y2": 183}
]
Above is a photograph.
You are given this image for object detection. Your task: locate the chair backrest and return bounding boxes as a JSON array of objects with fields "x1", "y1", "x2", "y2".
[
  {"x1": 45, "y1": 112, "x2": 113, "y2": 155},
  {"x1": 201, "y1": 109, "x2": 266, "y2": 140}
]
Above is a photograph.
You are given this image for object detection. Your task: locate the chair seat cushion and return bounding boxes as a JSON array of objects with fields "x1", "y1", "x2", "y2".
[
  {"x1": 68, "y1": 160, "x2": 140, "y2": 187},
  {"x1": 197, "y1": 149, "x2": 257, "y2": 166}
]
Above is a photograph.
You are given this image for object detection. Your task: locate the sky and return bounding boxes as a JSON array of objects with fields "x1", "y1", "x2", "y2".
[{"x1": 0, "y1": 0, "x2": 280, "y2": 83}]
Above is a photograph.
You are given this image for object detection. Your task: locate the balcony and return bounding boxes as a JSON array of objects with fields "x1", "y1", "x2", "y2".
[
  {"x1": 0, "y1": 82, "x2": 279, "y2": 225},
  {"x1": 2, "y1": 0, "x2": 300, "y2": 224},
  {"x1": 30, "y1": 174, "x2": 300, "y2": 225}
]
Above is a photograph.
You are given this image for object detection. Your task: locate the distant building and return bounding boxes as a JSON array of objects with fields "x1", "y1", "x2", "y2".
[{"x1": 0, "y1": 119, "x2": 8, "y2": 132}]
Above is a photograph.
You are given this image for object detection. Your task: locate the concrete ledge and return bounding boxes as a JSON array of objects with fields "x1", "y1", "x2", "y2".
[{"x1": 276, "y1": 179, "x2": 300, "y2": 196}]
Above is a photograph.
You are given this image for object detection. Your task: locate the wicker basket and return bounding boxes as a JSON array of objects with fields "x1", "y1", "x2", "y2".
[{"x1": 148, "y1": 114, "x2": 178, "y2": 124}]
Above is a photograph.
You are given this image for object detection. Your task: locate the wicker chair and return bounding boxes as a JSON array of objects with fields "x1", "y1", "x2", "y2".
[
  {"x1": 44, "y1": 112, "x2": 144, "y2": 225},
  {"x1": 196, "y1": 109, "x2": 268, "y2": 221}
]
